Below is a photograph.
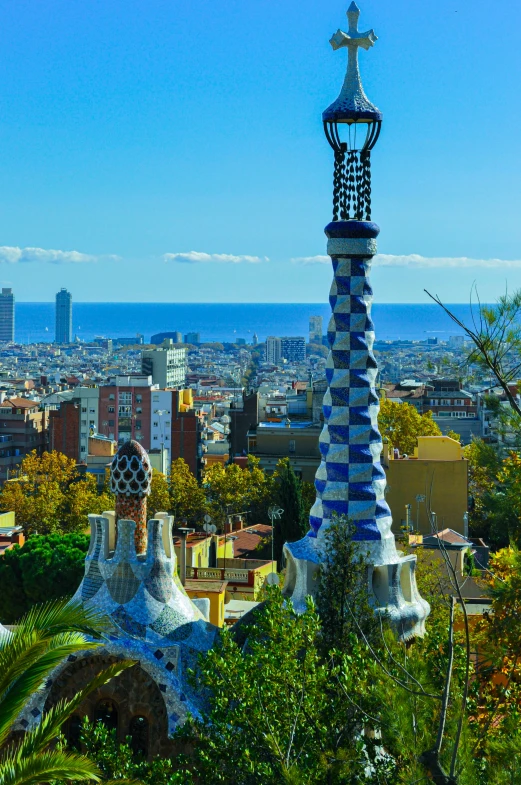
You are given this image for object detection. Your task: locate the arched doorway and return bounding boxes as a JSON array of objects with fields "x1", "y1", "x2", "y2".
[
  {"x1": 43, "y1": 654, "x2": 174, "y2": 757},
  {"x1": 129, "y1": 715, "x2": 149, "y2": 756}
]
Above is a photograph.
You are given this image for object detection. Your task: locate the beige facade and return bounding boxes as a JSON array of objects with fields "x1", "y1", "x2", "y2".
[
  {"x1": 248, "y1": 422, "x2": 321, "y2": 482},
  {"x1": 384, "y1": 437, "x2": 468, "y2": 535}
]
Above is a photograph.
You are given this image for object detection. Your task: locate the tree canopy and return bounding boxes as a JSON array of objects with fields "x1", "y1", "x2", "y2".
[
  {"x1": 378, "y1": 398, "x2": 442, "y2": 454},
  {"x1": 0, "y1": 533, "x2": 89, "y2": 623},
  {"x1": 0, "y1": 451, "x2": 114, "y2": 536}
]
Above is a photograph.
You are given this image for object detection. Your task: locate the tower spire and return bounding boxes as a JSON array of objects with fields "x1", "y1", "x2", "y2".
[{"x1": 283, "y1": 5, "x2": 430, "y2": 641}]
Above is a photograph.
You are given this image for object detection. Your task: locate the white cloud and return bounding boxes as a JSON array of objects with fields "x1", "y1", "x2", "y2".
[
  {"x1": 164, "y1": 251, "x2": 268, "y2": 265},
  {"x1": 291, "y1": 253, "x2": 521, "y2": 269},
  {"x1": 375, "y1": 254, "x2": 521, "y2": 269},
  {"x1": 0, "y1": 246, "x2": 119, "y2": 264}
]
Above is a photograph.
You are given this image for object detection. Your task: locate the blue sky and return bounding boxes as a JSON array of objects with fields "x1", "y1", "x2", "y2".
[{"x1": 0, "y1": 0, "x2": 520, "y2": 303}]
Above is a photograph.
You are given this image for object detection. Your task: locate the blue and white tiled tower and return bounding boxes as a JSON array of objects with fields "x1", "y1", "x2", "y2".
[{"x1": 283, "y1": 3, "x2": 429, "y2": 640}]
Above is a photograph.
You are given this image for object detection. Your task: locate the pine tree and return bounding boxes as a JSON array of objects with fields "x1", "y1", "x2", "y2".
[
  {"x1": 273, "y1": 458, "x2": 307, "y2": 568},
  {"x1": 315, "y1": 515, "x2": 378, "y2": 654}
]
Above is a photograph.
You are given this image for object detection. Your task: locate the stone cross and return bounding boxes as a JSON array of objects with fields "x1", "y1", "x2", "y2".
[
  {"x1": 330, "y1": 2, "x2": 377, "y2": 53},
  {"x1": 325, "y1": 2, "x2": 379, "y2": 121}
]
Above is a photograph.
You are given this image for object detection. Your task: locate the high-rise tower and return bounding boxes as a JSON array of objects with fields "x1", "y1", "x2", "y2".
[
  {"x1": 283, "y1": 3, "x2": 429, "y2": 640},
  {"x1": 0, "y1": 288, "x2": 15, "y2": 343},
  {"x1": 55, "y1": 288, "x2": 72, "y2": 344}
]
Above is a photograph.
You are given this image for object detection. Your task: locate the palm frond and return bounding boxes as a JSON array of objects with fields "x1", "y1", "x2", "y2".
[
  {"x1": 0, "y1": 748, "x2": 101, "y2": 785},
  {"x1": 9, "y1": 660, "x2": 135, "y2": 758},
  {"x1": 0, "y1": 638, "x2": 102, "y2": 746},
  {"x1": 0, "y1": 599, "x2": 110, "y2": 747},
  {"x1": 5, "y1": 598, "x2": 109, "y2": 641}
]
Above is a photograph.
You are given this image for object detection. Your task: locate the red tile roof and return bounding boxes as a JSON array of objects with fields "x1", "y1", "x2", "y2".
[
  {"x1": 232, "y1": 524, "x2": 272, "y2": 558},
  {"x1": 1, "y1": 398, "x2": 39, "y2": 409}
]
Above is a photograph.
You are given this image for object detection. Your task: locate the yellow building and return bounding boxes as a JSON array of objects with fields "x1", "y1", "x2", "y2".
[
  {"x1": 383, "y1": 436, "x2": 468, "y2": 536},
  {"x1": 185, "y1": 579, "x2": 227, "y2": 627},
  {"x1": 172, "y1": 532, "x2": 234, "y2": 570}
]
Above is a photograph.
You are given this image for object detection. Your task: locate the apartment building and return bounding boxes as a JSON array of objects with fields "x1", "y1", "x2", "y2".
[
  {"x1": 141, "y1": 345, "x2": 187, "y2": 389},
  {"x1": 0, "y1": 397, "x2": 46, "y2": 479},
  {"x1": 265, "y1": 336, "x2": 306, "y2": 365},
  {"x1": 49, "y1": 387, "x2": 99, "y2": 461},
  {"x1": 0, "y1": 288, "x2": 15, "y2": 343},
  {"x1": 98, "y1": 377, "x2": 203, "y2": 477}
]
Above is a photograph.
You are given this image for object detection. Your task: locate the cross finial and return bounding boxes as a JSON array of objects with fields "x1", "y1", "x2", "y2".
[
  {"x1": 323, "y1": 3, "x2": 381, "y2": 124},
  {"x1": 330, "y1": 2, "x2": 378, "y2": 52}
]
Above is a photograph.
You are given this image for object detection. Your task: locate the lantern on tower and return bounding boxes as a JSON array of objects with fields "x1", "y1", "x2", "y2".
[{"x1": 323, "y1": 2, "x2": 382, "y2": 222}]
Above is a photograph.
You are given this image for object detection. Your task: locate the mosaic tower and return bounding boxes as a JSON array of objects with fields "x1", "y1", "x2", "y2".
[{"x1": 283, "y1": 3, "x2": 429, "y2": 640}]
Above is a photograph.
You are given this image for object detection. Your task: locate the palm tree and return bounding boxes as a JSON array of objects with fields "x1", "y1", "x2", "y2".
[{"x1": 0, "y1": 598, "x2": 134, "y2": 785}]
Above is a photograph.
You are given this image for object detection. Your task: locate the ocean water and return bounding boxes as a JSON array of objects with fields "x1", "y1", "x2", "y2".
[{"x1": 13, "y1": 302, "x2": 473, "y2": 345}]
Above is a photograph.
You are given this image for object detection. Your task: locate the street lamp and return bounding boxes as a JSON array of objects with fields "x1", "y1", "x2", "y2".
[
  {"x1": 156, "y1": 409, "x2": 168, "y2": 474},
  {"x1": 268, "y1": 505, "x2": 284, "y2": 574}
]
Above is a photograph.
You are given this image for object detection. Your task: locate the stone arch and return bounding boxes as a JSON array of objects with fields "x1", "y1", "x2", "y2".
[{"x1": 44, "y1": 653, "x2": 175, "y2": 758}]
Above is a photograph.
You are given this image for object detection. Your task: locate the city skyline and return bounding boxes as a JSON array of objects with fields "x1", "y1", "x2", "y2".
[{"x1": 0, "y1": 0, "x2": 519, "y2": 304}]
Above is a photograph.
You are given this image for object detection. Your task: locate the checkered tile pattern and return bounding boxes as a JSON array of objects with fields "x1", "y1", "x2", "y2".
[{"x1": 309, "y1": 255, "x2": 392, "y2": 542}]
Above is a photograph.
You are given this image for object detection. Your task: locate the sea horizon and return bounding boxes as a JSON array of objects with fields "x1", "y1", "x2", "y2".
[{"x1": 11, "y1": 302, "x2": 477, "y2": 345}]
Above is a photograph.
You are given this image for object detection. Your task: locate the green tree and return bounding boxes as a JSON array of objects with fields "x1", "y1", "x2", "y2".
[
  {"x1": 73, "y1": 718, "x2": 193, "y2": 784},
  {"x1": 272, "y1": 458, "x2": 307, "y2": 568},
  {"x1": 169, "y1": 458, "x2": 207, "y2": 523},
  {"x1": 178, "y1": 586, "x2": 391, "y2": 785},
  {"x1": 315, "y1": 516, "x2": 377, "y2": 654},
  {"x1": 204, "y1": 456, "x2": 272, "y2": 529},
  {"x1": 0, "y1": 451, "x2": 115, "y2": 535},
  {"x1": 464, "y1": 440, "x2": 521, "y2": 548},
  {"x1": 0, "y1": 534, "x2": 89, "y2": 623},
  {"x1": 301, "y1": 480, "x2": 316, "y2": 518},
  {"x1": 148, "y1": 469, "x2": 171, "y2": 517},
  {"x1": 62, "y1": 475, "x2": 115, "y2": 534},
  {"x1": 427, "y1": 288, "x2": 521, "y2": 418},
  {"x1": 378, "y1": 398, "x2": 441, "y2": 454},
  {"x1": 0, "y1": 598, "x2": 133, "y2": 785}
]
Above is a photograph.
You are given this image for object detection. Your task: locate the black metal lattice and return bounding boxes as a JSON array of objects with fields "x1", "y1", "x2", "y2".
[{"x1": 332, "y1": 147, "x2": 372, "y2": 222}]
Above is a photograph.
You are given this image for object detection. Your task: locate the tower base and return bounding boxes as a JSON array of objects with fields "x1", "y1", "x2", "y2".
[{"x1": 283, "y1": 537, "x2": 429, "y2": 642}]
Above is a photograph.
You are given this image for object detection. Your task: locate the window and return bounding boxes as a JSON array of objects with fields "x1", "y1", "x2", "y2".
[
  {"x1": 152, "y1": 395, "x2": 159, "y2": 402},
  {"x1": 289, "y1": 439, "x2": 296, "y2": 453},
  {"x1": 81, "y1": 407, "x2": 87, "y2": 413},
  {"x1": 109, "y1": 394, "x2": 115, "y2": 400},
  {"x1": 153, "y1": 435, "x2": 158, "y2": 440},
  {"x1": 81, "y1": 420, "x2": 87, "y2": 426},
  {"x1": 129, "y1": 716, "x2": 149, "y2": 757},
  {"x1": 135, "y1": 420, "x2": 141, "y2": 429},
  {"x1": 95, "y1": 700, "x2": 118, "y2": 733},
  {"x1": 108, "y1": 419, "x2": 114, "y2": 426},
  {"x1": 108, "y1": 406, "x2": 115, "y2": 413},
  {"x1": 165, "y1": 421, "x2": 170, "y2": 427},
  {"x1": 136, "y1": 407, "x2": 142, "y2": 414},
  {"x1": 67, "y1": 714, "x2": 82, "y2": 749},
  {"x1": 153, "y1": 422, "x2": 158, "y2": 428},
  {"x1": 455, "y1": 400, "x2": 464, "y2": 406}
]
